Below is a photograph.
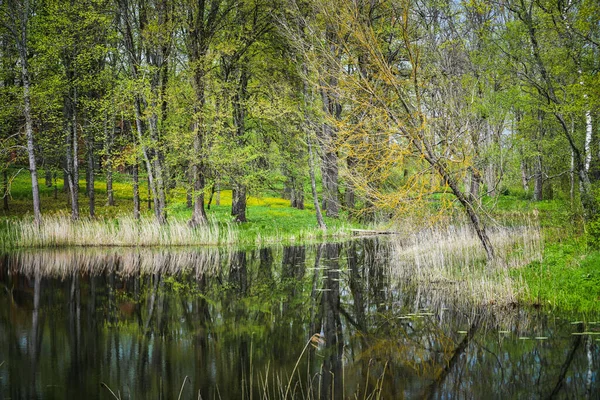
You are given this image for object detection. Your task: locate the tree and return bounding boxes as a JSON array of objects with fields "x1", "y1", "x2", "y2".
[
  {"x1": 2, "y1": 0, "x2": 42, "y2": 225},
  {"x1": 182, "y1": 0, "x2": 233, "y2": 227}
]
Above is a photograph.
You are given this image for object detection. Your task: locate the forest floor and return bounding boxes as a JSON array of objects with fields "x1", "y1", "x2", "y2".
[{"x1": 1, "y1": 168, "x2": 599, "y2": 313}]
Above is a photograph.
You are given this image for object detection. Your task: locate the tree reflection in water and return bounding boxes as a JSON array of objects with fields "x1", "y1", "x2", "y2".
[{"x1": 0, "y1": 240, "x2": 597, "y2": 399}]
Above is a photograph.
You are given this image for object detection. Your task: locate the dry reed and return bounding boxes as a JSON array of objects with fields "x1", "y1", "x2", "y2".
[{"x1": 389, "y1": 223, "x2": 543, "y2": 308}]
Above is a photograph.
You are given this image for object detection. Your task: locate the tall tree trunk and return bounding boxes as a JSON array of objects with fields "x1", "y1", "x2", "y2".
[
  {"x1": 232, "y1": 185, "x2": 247, "y2": 222},
  {"x1": 147, "y1": 175, "x2": 152, "y2": 210},
  {"x1": 190, "y1": 130, "x2": 208, "y2": 226},
  {"x1": 118, "y1": 0, "x2": 164, "y2": 224},
  {"x1": 520, "y1": 160, "x2": 529, "y2": 192},
  {"x1": 231, "y1": 67, "x2": 249, "y2": 223},
  {"x1": 533, "y1": 155, "x2": 543, "y2": 201},
  {"x1": 571, "y1": 148, "x2": 575, "y2": 207},
  {"x1": 469, "y1": 167, "x2": 481, "y2": 201},
  {"x1": 105, "y1": 113, "x2": 115, "y2": 206},
  {"x1": 2, "y1": 170, "x2": 8, "y2": 211},
  {"x1": 317, "y1": 26, "x2": 341, "y2": 219},
  {"x1": 67, "y1": 86, "x2": 80, "y2": 221},
  {"x1": 585, "y1": 110, "x2": 592, "y2": 173},
  {"x1": 45, "y1": 169, "x2": 52, "y2": 187},
  {"x1": 533, "y1": 111, "x2": 544, "y2": 201},
  {"x1": 16, "y1": 1, "x2": 41, "y2": 225},
  {"x1": 308, "y1": 133, "x2": 326, "y2": 230},
  {"x1": 133, "y1": 162, "x2": 140, "y2": 220},
  {"x1": 189, "y1": 79, "x2": 208, "y2": 226},
  {"x1": 301, "y1": 62, "x2": 326, "y2": 229},
  {"x1": 319, "y1": 93, "x2": 340, "y2": 218},
  {"x1": 147, "y1": 113, "x2": 167, "y2": 223},
  {"x1": 522, "y1": 8, "x2": 596, "y2": 219},
  {"x1": 344, "y1": 157, "x2": 356, "y2": 211},
  {"x1": 86, "y1": 125, "x2": 95, "y2": 218}
]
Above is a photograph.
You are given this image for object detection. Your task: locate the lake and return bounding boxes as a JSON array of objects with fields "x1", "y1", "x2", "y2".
[{"x1": 0, "y1": 239, "x2": 598, "y2": 399}]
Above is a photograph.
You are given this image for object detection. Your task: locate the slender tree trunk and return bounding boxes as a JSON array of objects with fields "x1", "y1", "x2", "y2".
[
  {"x1": 2, "y1": 170, "x2": 8, "y2": 211},
  {"x1": 231, "y1": 66, "x2": 249, "y2": 223},
  {"x1": 469, "y1": 167, "x2": 481, "y2": 201},
  {"x1": 189, "y1": 82, "x2": 208, "y2": 226},
  {"x1": 344, "y1": 157, "x2": 356, "y2": 211},
  {"x1": 105, "y1": 113, "x2": 114, "y2": 206},
  {"x1": 533, "y1": 155, "x2": 543, "y2": 201},
  {"x1": 45, "y1": 169, "x2": 52, "y2": 187},
  {"x1": 302, "y1": 62, "x2": 326, "y2": 230},
  {"x1": 18, "y1": 17, "x2": 41, "y2": 225},
  {"x1": 215, "y1": 181, "x2": 220, "y2": 206},
  {"x1": 147, "y1": 114, "x2": 167, "y2": 223},
  {"x1": 190, "y1": 131, "x2": 208, "y2": 226},
  {"x1": 63, "y1": 168, "x2": 70, "y2": 194},
  {"x1": 571, "y1": 148, "x2": 575, "y2": 207},
  {"x1": 318, "y1": 27, "x2": 341, "y2": 219},
  {"x1": 319, "y1": 99, "x2": 340, "y2": 218},
  {"x1": 533, "y1": 111, "x2": 544, "y2": 201},
  {"x1": 522, "y1": 9, "x2": 596, "y2": 219},
  {"x1": 232, "y1": 185, "x2": 247, "y2": 222},
  {"x1": 86, "y1": 125, "x2": 95, "y2": 218},
  {"x1": 133, "y1": 162, "x2": 140, "y2": 220},
  {"x1": 118, "y1": 0, "x2": 163, "y2": 224},
  {"x1": 68, "y1": 86, "x2": 80, "y2": 221},
  {"x1": 521, "y1": 160, "x2": 529, "y2": 192},
  {"x1": 147, "y1": 175, "x2": 152, "y2": 210},
  {"x1": 308, "y1": 133, "x2": 326, "y2": 230},
  {"x1": 585, "y1": 110, "x2": 592, "y2": 173},
  {"x1": 53, "y1": 172, "x2": 57, "y2": 200}
]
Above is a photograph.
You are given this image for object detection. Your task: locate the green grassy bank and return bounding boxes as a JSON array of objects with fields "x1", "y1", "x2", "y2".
[{"x1": 2, "y1": 168, "x2": 599, "y2": 313}]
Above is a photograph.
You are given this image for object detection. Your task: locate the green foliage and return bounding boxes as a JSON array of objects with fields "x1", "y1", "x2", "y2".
[
  {"x1": 586, "y1": 216, "x2": 600, "y2": 250},
  {"x1": 514, "y1": 239, "x2": 600, "y2": 313}
]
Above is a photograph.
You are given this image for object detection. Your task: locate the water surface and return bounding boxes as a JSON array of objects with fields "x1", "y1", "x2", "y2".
[{"x1": 0, "y1": 240, "x2": 598, "y2": 399}]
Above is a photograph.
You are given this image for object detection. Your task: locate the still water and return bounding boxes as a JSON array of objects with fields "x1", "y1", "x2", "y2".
[{"x1": 0, "y1": 239, "x2": 598, "y2": 399}]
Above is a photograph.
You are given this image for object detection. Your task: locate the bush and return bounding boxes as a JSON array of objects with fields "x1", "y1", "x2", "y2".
[{"x1": 586, "y1": 216, "x2": 600, "y2": 249}]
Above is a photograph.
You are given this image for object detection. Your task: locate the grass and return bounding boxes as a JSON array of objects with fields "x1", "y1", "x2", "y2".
[
  {"x1": 512, "y1": 237, "x2": 600, "y2": 313},
  {"x1": 4, "y1": 167, "x2": 599, "y2": 314},
  {"x1": 389, "y1": 223, "x2": 543, "y2": 309},
  {"x1": 0, "y1": 168, "x2": 356, "y2": 249}
]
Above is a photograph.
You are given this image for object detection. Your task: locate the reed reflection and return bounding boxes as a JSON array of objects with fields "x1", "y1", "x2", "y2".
[{"x1": 0, "y1": 240, "x2": 597, "y2": 399}]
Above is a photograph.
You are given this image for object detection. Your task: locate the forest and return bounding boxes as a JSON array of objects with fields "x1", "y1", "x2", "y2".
[
  {"x1": 2, "y1": 1, "x2": 600, "y2": 398},
  {"x1": 1, "y1": 0, "x2": 600, "y2": 299}
]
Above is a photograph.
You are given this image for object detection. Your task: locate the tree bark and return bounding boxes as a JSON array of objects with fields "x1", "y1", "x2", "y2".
[
  {"x1": 308, "y1": 132, "x2": 326, "y2": 230},
  {"x1": 232, "y1": 185, "x2": 247, "y2": 222},
  {"x1": 105, "y1": 113, "x2": 114, "y2": 206},
  {"x1": 132, "y1": 162, "x2": 140, "y2": 220},
  {"x1": 65, "y1": 85, "x2": 80, "y2": 221},
  {"x1": 319, "y1": 90, "x2": 340, "y2": 218},
  {"x1": 118, "y1": 0, "x2": 166, "y2": 224},
  {"x1": 45, "y1": 169, "x2": 52, "y2": 187},
  {"x1": 231, "y1": 66, "x2": 249, "y2": 222},
  {"x1": 533, "y1": 154, "x2": 543, "y2": 201},
  {"x1": 317, "y1": 26, "x2": 341, "y2": 219},
  {"x1": 520, "y1": 6, "x2": 596, "y2": 219},
  {"x1": 2, "y1": 170, "x2": 8, "y2": 211},
  {"x1": 86, "y1": 122, "x2": 95, "y2": 218},
  {"x1": 14, "y1": 0, "x2": 41, "y2": 225}
]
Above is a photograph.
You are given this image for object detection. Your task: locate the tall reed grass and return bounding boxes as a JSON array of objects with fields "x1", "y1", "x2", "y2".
[
  {"x1": 0, "y1": 214, "x2": 354, "y2": 249},
  {"x1": 389, "y1": 223, "x2": 543, "y2": 308},
  {"x1": 1, "y1": 215, "x2": 236, "y2": 249},
  {"x1": 7, "y1": 247, "x2": 228, "y2": 279}
]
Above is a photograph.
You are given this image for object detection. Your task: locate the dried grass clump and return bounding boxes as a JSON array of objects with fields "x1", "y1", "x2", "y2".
[
  {"x1": 389, "y1": 224, "x2": 542, "y2": 308},
  {"x1": 3, "y1": 214, "x2": 237, "y2": 249}
]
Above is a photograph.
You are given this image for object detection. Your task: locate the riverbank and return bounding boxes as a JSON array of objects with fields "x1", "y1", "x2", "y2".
[{"x1": 2, "y1": 170, "x2": 598, "y2": 313}]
